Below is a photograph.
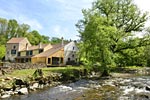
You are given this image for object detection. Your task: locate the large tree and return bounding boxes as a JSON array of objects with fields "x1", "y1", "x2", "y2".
[{"x1": 76, "y1": 0, "x2": 149, "y2": 76}]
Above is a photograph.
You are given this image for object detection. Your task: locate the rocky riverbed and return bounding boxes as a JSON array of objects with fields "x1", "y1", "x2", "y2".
[
  {"x1": 75, "y1": 76, "x2": 150, "y2": 100},
  {"x1": 3, "y1": 75, "x2": 150, "y2": 100},
  {"x1": 0, "y1": 73, "x2": 62, "y2": 99},
  {"x1": 1, "y1": 67, "x2": 150, "y2": 100}
]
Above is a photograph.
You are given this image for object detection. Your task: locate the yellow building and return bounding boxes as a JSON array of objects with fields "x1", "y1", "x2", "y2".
[
  {"x1": 5, "y1": 37, "x2": 78, "y2": 66},
  {"x1": 32, "y1": 44, "x2": 64, "y2": 66}
]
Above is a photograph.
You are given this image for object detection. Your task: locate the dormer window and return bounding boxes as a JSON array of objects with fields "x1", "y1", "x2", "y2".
[{"x1": 39, "y1": 49, "x2": 43, "y2": 53}]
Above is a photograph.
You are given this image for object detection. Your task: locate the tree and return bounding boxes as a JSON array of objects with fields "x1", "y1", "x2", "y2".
[
  {"x1": 17, "y1": 24, "x2": 30, "y2": 37},
  {"x1": 27, "y1": 30, "x2": 42, "y2": 45},
  {"x1": 50, "y1": 37, "x2": 69, "y2": 44},
  {"x1": 50, "y1": 37, "x2": 62, "y2": 44},
  {"x1": 41, "y1": 35, "x2": 50, "y2": 44},
  {"x1": 76, "y1": 0, "x2": 149, "y2": 76},
  {"x1": 0, "y1": 18, "x2": 7, "y2": 35},
  {"x1": 0, "y1": 45, "x2": 6, "y2": 61},
  {"x1": 7, "y1": 19, "x2": 19, "y2": 39}
]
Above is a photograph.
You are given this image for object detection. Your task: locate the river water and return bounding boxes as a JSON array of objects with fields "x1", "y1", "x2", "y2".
[{"x1": 3, "y1": 76, "x2": 150, "y2": 100}]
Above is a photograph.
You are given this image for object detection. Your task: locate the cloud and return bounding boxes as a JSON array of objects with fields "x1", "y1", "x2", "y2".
[
  {"x1": 0, "y1": 9, "x2": 10, "y2": 18},
  {"x1": 51, "y1": 25, "x2": 79, "y2": 40},
  {"x1": 18, "y1": 16, "x2": 43, "y2": 31},
  {"x1": 54, "y1": 0, "x2": 93, "y2": 21},
  {"x1": 52, "y1": 25, "x2": 69, "y2": 38},
  {"x1": 0, "y1": 1, "x2": 43, "y2": 32},
  {"x1": 134, "y1": 0, "x2": 150, "y2": 12},
  {"x1": 0, "y1": 0, "x2": 93, "y2": 40}
]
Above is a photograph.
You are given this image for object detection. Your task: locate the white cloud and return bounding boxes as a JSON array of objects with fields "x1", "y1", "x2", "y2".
[
  {"x1": 134, "y1": 0, "x2": 150, "y2": 28},
  {"x1": 51, "y1": 25, "x2": 79, "y2": 40},
  {"x1": 0, "y1": 9, "x2": 10, "y2": 17},
  {"x1": 18, "y1": 16, "x2": 43, "y2": 31},
  {"x1": 55, "y1": 0, "x2": 93, "y2": 21},
  {"x1": 52, "y1": 25, "x2": 69, "y2": 37},
  {"x1": 53, "y1": 25, "x2": 61, "y2": 35},
  {"x1": 0, "y1": 0, "x2": 93, "y2": 40},
  {"x1": 134, "y1": 0, "x2": 150, "y2": 12},
  {"x1": 0, "y1": 4, "x2": 43, "y2": 32}
]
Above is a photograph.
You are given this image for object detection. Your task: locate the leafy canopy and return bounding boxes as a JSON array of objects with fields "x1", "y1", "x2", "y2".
[{"x1": 76, "y1": 0, "x2": 149, "y2": 70}]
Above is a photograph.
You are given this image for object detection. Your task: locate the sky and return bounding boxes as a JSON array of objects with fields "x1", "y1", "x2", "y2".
[{"x1": 0, "y1": 0, "x2": 150, "y2": 40}]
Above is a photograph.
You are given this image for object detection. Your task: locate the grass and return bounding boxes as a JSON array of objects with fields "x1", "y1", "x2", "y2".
[
  {"x1": 1, "y1": 65, "x2": 144, "y2": 79},
  {"x1": 124, "y1": 66, "x2": 144, "y2": 69},
  {"x1": 2, "y1": 66, "x2": 84, "y2": 79}
]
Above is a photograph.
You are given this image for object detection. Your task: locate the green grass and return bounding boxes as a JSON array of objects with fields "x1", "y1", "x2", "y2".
[
  {"x1": 124, "y1": 66, "x2": 144, "y2": 69},
  {"x1": 2, "y1": 66, "x2": 84, "y2": 79}
]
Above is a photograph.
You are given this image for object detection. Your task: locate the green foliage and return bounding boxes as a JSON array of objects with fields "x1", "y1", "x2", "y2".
[
  {"x1": 0, "y1": 45, "x2": 6, "y2": 61},
  {"x1": 0, "y1": 17, "x2": 51, "y2": 46},
  {"x1": 27, "y1": 30, "x2": 43, "y2": 45},
  {"x1": 144, "y1": 46, "x2": 150, "y2": 67},
  {"x1": 76, "y1": 0, "x2": 150, "y2": 75},
  {"x1": 50, "y1": 37, "x2": 69, "y2": 45},
  {"x1": 32, "y1": 69, "x2": 44, "y2": 78},
  {"x1": 50, "y1": 37, "x2": 62, "y2": 44}
]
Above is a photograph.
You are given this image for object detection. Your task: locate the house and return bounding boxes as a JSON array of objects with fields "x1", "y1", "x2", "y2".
[{"x1": 5, "y1": 37, "x2": 78, "y2": 66}]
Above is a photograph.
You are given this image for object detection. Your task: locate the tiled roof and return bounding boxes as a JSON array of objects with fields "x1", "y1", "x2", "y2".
[
  {"x1": 32, "y1": 45, "x2": 64, "y2": 58},
  {"x1": 21, "y1": 44, "x2": 50, "y2": 51},
  {"x1": 7, "y1": 37, "x2": 26, "y2": 43}
]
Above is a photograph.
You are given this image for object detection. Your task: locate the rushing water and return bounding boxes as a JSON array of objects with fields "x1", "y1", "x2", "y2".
[{"x1": 3, "y1": 76, "x2": 150, "y2": 100}]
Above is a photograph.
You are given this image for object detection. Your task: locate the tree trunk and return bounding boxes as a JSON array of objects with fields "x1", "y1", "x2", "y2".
[{"x1": 101, "y1": 69, "x2": 110, "y2": 77}]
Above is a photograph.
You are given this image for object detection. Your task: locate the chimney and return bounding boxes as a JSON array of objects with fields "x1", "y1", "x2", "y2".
[
  {"x1": 39, "y1": 42, "x2": 42, "y2": 49},
  {"x1": 61, "y1": 37, "x2": 64, "y2": 46},
  {"x1": 26, "y1": 43, "x2": 28, "y2": 50}
]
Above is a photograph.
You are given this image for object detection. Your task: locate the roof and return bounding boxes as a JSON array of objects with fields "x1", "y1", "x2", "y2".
[
  {"x1": 32, "y1": 44, "x2": 66, "y2": 58},
  {"x1": 7, "y1": 37, "x2": 26, "y2": 43},
  {"x1": 21, "y1": 44, "x2": 50, "y2": 51}
]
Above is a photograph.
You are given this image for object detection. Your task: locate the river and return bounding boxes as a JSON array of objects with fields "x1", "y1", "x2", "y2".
[{"x1": 3, "y1": 76, "x2": 150, "y2": 100}]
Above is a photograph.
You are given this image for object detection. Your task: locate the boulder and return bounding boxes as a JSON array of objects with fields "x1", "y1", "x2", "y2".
[
  {"x1": 32, "y1": 83, "x2": 39, "y2": 89},
  {"x1": 146, "y1": 86, "x2": 150, "y2": 91},
  {"x1": 1, "y1": 94, "x2": 11, "y2": 98},
  {"x1": 17, "y1": 88, "x2": 28, "y2": 95}
]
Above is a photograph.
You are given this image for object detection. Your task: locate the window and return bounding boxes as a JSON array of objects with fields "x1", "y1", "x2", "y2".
[
  {"x1": 29, "y1": 51, "x2": 33, "y2": 55},
  {"x1": 61, "y1": 58, "x2": 63, "y2": 63},
  {"x1": 26, "y1": 51, "x2": 33, "y2": 56},
  {"x1": 39, "y1": 49, "x2": 43, "y2": 53},
  {"x1": 26, "y1": 51, "x2": 29, "y2": 56},
  {"x1": 18, "y1": 52, "x2": 20, "y2": 56},
  {"x1": 13, "y1": 45, "x2": 16, "y2": 49},
  {"x1": 73, "y1": 47, "x2": 75, "y2": 50},
  {"x1": 72, "y1": 54, "x2": 74, "y2": 58},
  {"x1": 48, "y1": 58, "x2": 51, "y2": 64},
  {"x1": 68, "y1": 58, "x2": 70, "y2": 61},
  {"x1": 7, "y1": 51, "x2": 9, "y2": 54},
  {"x1": 76, "y1": 58, "x2": 77, "y2": 62},
  {"x1": 11, "y1": 50, "x2": 16, "y2": 54}
]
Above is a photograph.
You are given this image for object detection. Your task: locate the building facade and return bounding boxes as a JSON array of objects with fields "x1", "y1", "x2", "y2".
[{"x1": 5, "y1": 37, "x2": 78, "y2": 66}]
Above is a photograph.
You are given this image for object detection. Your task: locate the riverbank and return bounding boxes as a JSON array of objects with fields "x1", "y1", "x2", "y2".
[
  {"x1": 0, "y1": 66, "x2": 88, "y2": 99},
  {"x1": 0, "y1": 66, "x2": 150, "y2": 99}
]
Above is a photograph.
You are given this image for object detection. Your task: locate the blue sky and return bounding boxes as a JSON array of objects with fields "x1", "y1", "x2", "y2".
[{"x1": 0, "y1": 0, "x2": 149, "y2": 40}]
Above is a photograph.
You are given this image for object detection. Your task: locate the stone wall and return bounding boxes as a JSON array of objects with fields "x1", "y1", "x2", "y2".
[{"x1": 2, "y1": 62, "x2": 46, "y2": 71}]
